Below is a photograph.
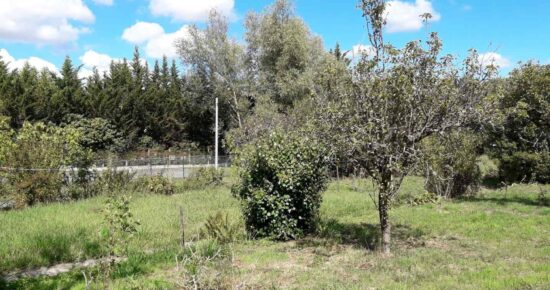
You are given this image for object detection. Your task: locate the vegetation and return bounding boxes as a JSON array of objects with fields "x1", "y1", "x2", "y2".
[
  {"x1": 314, "y1": 0, "x2": 496, "y2": 253},
  {"x1": 0, "y1": 119, "x2": 93, "y2": 207},
  {"x1": 0, "y1": 0, "x2": 548, "y2": 288},
  {"x1": 422, "y1": 131, "x2": 482, "y2": 198},
  {"x1": 1, "y1": 178, "x2": 548, "y2": 289},
  {"x1": 487, "y1": 62, "x2": 550, "y2": 183},
  {"x1": 233, "y1": 131, "x2": 328, "y2": 240}
]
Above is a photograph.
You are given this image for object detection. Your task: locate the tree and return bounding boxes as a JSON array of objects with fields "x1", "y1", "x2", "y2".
[
  {"x1": 488, "y1": 62, "x2": 550, "y2": 183},
  {"x1": 244, "y1": 0, "x2": 324, "y2": 111},
  {"x1": 316, "y1": 0, "x2": 496, "y2": 254},
  {"x1": 176, "y1": 10, "x2": 248, "y2": 130},
  {"x1": 52, "y1": 57, "x2": 83, "y2": 123}
]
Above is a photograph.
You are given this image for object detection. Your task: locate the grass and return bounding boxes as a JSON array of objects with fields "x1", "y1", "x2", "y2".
[{"x1": 1, "y1": 175, "x2": 549, "y2": 289}]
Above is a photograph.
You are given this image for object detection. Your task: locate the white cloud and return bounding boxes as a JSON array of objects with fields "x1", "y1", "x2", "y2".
[
  {"x1": 92, "y1": 0, "x2": 114, "y2": 5},
  {"x1": 78, "y1": 49, "x2": 118, "y2": 78},
  {"x1": 351, "y1": 44, "x2": 375, "y2": 58},
  {"x1": 122, "y1": 22, "x2": 165, "y2": 44},
  {"x1": 478, "y1": 52, "x2": 512, "y2": 68},
  {"x1": 385, "y1": 0, "x2": 441, "y2": 33},
  {"x1": 122, "y1": 23, "x2": 191, "y2": 58},
  {"x1": 149, "y1": 0, "x2": 235, "y2": 22},
  {"x1": 0, "y1": 0, "x2": 94, "y2": 45},
  {"x1": 0, "y1": 48, "x2": 58, "y2": 73}
]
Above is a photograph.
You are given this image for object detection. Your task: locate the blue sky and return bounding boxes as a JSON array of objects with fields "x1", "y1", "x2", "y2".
[{"x1": 0, "y1": 0, "x2": 549, "y2": 77}]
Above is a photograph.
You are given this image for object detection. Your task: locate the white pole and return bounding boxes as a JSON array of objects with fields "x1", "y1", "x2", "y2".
[{"x1": 215, "y1": 97, "x2": 219, "y2": 169}]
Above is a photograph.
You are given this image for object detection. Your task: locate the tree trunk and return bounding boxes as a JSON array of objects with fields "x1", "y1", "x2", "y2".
[{"x1": 378, "y1": 193, "x2": 391, "y2": 254}]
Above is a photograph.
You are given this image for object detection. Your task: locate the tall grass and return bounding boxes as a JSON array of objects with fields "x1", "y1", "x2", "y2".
[{"x1": 1, "y1": 176, "x2": 549, "y2": 289}]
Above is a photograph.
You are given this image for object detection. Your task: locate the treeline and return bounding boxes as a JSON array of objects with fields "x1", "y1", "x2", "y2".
[
  {"x1": 0, "y1": 1, "x2": 340, "y2": 153},
  {"x1": 0, "y1": 50, "x2": 204, "y2": 151},
  {"x1": 0, "y1": 0, "x2": 548, "y2": 184}
]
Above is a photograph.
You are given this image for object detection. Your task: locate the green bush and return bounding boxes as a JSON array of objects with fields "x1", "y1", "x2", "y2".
[
  {"x1": 137, "y1": 175, "x2": 175, "y2": 195},
  {"x1": 487, "y1": 63, "x2": 549, "y2": 184},
  {"x1": 1, "y1": 121, "x2": 93, "y2": 207},
  {"x1": 96, "y1": 168, "x2": 135, "y2": 192},
  {"x1": 194, "y1": 167, "x2": 224, "y2": 186},
  {"x1": 498, "y1": 151, "x2": 550, "y2": 183},
  {"x1": 63, "y1": 114, "x2": 127, "y2": 152},
  {"x1": 422, "y1": 132, "x2": 481, "y2": 198},
  {"x1": 232, "y1": 131, "x2": 328, "y2": 240}
]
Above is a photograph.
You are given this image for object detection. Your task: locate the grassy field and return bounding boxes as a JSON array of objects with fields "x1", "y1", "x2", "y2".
[{"x1": 1, "y1": 176, "x2": 549, "y2": 289}]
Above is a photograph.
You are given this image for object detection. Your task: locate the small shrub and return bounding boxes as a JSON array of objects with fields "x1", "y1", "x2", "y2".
[
  {"x1": 194, "y1": 167, "x2": 224, "y2": 186},
  {"x1": 394, "y1": 189, "x2": 440, "y2": 206},
  {"x1": 232, "y1": 131, "x2": 328, "y2": 240},
  {"x1": 200, "y1": 212, "x2": 244, "y2": 243},
  {"x1": 96, "y1": 168, "x2": 135, "y2": 192},
  {"x1": 180, "y1": 239, "x2": 229, "y2": 289},
  {"x1": 179, "y1": 167, "x2": 224, "y2": 191},
  {"x1": 422, "y1": 132, "x2": 481, "y2": 198},
  {"x1": 100, "y1": 194, "x2": 140, "y2": 285},
  {"x1": 136, "y1": 175, "x2": 175, "y2": 195},
  {"x1": 13, "y1": 172, "x2": 64, "y2": 206}
]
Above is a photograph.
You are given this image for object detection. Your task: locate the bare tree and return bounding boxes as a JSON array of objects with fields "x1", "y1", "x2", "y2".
[{"x1": 316, "y1": 0, "x2": 497, "y2": 254}]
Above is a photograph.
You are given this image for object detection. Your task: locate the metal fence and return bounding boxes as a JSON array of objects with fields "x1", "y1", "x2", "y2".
[{"x1": 91, "y1": 155, "x2": 232, "y2": 179}]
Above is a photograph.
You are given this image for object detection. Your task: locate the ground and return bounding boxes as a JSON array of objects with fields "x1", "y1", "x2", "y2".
[{"x1": 1, "y1": 176, "x2": 549, "y2": 289}]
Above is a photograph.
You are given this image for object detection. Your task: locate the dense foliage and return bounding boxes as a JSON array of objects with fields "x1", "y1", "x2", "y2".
[
  {"x1": 0, "y1": 120, "x2": 93, "y2": 206},
  {"x1": 422, "y1": 132, "x2": 481, "y2": 198},
  {"x1": 232, "y1": 131, "x2": 328, "y2": 240},
  {"x1": 487, "y1": 63, "x2": 550, "y2": 183}
]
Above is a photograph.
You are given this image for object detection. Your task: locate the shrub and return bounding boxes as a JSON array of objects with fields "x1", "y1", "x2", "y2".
[
  {"x1": 1, "y1": 121, "x2": 93, "y2": 207},
  {"x1": 138, "y1": 175, "x2": 175, "y2": 195},
  {"x1": 63, "y1": 114, "x2": 127, "y2": 152},
  {"x1": 13, "y1": 172, "x2": 64, "y2": 206},
  {"x1": 486, "y1": 63, "x2": 549, "y2": 184},
  {"x1": 193, "y1": 167, "x2": 223, "y2": 186},
  {"x1": 232, "y1": 131, "x2": 328, "y2": 240},
  {"x1": 179, "y1": 167, "x2": 224, "y2": 191},
  {"x1": 422, "y1": 132, "x2": 481, "y2": 198},
  {"x1": 498, "y1": 151, "x2": 550, "y2": 183},
  {"x1": 96, "y1": 169, "x2": 135, "y2": 192},
  {"x1": 200, "y1": 212, "x2": 244, "y2": 244}
]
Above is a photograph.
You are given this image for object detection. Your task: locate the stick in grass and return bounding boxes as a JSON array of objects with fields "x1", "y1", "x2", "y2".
[{"x1": 179, "y1": 206, "x2": 185, "y2": 249}]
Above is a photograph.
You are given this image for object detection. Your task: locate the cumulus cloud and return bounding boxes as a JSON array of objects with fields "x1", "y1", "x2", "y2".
[
  {"x1": 149, "y1": 0, "x2": 235, "y2": 22},
  {"x1": 0, "y1": 48, "x2": 58, "y2": 73},
  {"x1": 0, "y1": 0, "x2": 94, "y2": 45},
  {"x1": 351, "y1": 44, "x2": 375, "y2": 58},
  {"x1": 78, "y1": 49, "x2": 118, "y2": 78},
  {"x1": 385, "y1": 0, "x2": 441, "y2": 33},
  {"x1": 122, "y1": 22, "x2": 165, "y2": 44},
  {"x1": 478, "y1": 52, "x2": 512, "y2": 68},
  {"x1": 122, "y1": 22, "x2": 191, "y2": 58}
]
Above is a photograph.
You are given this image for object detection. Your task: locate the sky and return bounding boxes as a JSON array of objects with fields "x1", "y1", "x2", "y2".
[{"x1": 0, "y1": 0, "x2": 549, "y2": 77}]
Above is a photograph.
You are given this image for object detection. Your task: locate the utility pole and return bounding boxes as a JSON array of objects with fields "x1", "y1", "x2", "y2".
[{"x1": 215, "y1": 97, "x2": 219, "y2": 169}]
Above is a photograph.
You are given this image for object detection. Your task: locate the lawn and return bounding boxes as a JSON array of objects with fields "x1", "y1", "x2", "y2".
[{"x1": 1, "y1": 176, "x2": 549, "y2": 289}]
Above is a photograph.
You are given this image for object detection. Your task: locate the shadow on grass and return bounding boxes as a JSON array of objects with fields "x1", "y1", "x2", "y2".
[
  {"x1": 31, "y1": 229, "x2": 104, "y2": 267},
  {"x1": 298, "y1": 219, "x2": 425, "y2": 251},
  {"x1": 481, "y1": 176, "x2": 506, "y2": 189},
  {"x1": 458, "y1": 195, "x2": 549, "y2": 207}
]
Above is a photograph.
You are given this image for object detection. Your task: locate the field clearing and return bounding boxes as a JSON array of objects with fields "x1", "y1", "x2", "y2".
[{"x1": 1, "y1": 177, "x2": 549, "y2": 289}]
